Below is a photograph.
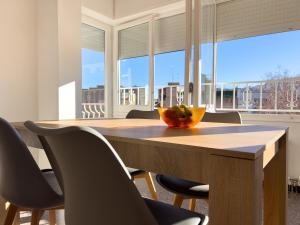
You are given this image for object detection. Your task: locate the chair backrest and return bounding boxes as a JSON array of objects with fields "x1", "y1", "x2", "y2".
[
  {"x1": 27, "y1": 122, "x2": 158, "y2": 225},
  {"x1": 25, "y1": 121, "x2": 65, "y2": 192},
  {"x1": 126, "y1": 109, "x2": 160, "y2": 119},
  {"x1": 0, "y1": 118, "x2": 61, "y2": 209},
  {"x1": 202, "y1": 112, "x2": 242, "y2": 124}
]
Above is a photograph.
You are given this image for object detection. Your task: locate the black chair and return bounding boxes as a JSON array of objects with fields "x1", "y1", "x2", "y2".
[
  {"x1": 156, "y1": 112, "x2": 242, "y2": 211},
  {"x1": 27, "y1": 122, "x2": 209, "y2": 225},
  {"x1": 0, "y1": 118, "x2": 63, "y2": 225},
  {"x1": 125, "y1": 109, "x2": 160, "y2": 200},
  {"x1": 126, "y1": 109, "x2": 160, "y2": 120}
]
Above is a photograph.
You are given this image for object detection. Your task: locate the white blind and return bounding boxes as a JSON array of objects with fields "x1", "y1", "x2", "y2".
[
  {"x1": 201, "y1": 4, "x2": 215, "y2": 44},
  {"x1": 81, "y1": 24, "x2": 105, "y2": 52},
  {"x1": 154, "y1": 13, "x2": 186, "y2": 54},
  {"x1": 217, "y1": 0, "x2": 300, "y2": 42},
  {"x1": 118, "y1": 23, "x2": 149, "y2": 59},
  {"x1": 154, "y1": 6, "x2": 215, "y2": 55}
]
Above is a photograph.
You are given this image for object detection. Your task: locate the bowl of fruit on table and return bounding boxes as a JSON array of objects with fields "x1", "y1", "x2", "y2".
[{"x1": 158, "y1": 105, "x2": 206, "y2": 128}]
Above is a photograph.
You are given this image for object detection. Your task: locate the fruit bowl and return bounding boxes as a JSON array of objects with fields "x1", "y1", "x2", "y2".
[{"x1": 158, "y1": 105, "x2": 206, "y2": 128}]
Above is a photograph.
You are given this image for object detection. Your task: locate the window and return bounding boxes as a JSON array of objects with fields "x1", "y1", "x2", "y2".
[
  {"x1": 154, "y1": 14, "x2": 186, "y2": 107},
  {"x1": 118, "y1": 23, "x2": 149, "y2": 106},
  {"x1": 81, "y1": 24, "x2": 105, "y2": 118},
  {"x1": 216, "y1": 30, "x2": 300, "y2": 113},
  {"x1": 215, "y1": 0, "x2": 300, "y2": 114}
]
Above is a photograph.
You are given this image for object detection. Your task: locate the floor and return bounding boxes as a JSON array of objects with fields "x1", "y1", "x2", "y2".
[{"x1": 19, "y1": 174, "x2": 300, "y2": 225}]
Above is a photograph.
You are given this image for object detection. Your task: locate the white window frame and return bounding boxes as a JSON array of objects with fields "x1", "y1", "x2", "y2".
[
  {"x1": 113, "y1": 3, "x2": 217, "y2": 117},
  {"x1": 82, "y1": 15, "x2": 113, "y2": 118},
  {"x1": 113, "y1": 16, "x2": 155, "y2": 117}
]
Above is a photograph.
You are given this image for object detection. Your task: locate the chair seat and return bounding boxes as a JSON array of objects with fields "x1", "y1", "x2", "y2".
[
  {"x1": 156, "y1": 175, "x2": 209, "y2": 199},
  {"x1": 145, "y1": 198, "x2": 208, "y2": 225},
  {"x1": 127, "y1": 167, "x2": 145, "y2": 176}
]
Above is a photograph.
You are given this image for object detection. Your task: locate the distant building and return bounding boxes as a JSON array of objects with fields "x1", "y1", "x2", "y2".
[
  {"x1": 120, "y1": 86, "x2": 147, "y2": 105},
  {"x1": 157, "y1": 82, "x2": 184, "y2": 107},
  {"x1": 82, "y1": 85, "x2": 105, "y2": 103}
]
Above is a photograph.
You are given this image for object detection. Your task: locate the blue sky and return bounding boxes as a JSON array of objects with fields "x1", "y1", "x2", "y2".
[
  {"x1": 82, "y1": 48, "x2": 105, "y2": 89},
  {"x1": 82, "y1": 30, "x2": 300, "y2": 89}
]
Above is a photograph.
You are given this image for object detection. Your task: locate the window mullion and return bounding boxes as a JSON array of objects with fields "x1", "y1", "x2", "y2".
[
  {"x1": 184, "y1": 0, "x2": 192, "y2": 106},
  {"x1": 149, "y1": 18, "x2": 155, "y2": 110},
  {"x1": 212, "y1": 3, "x2": 217, "y2": 111}
]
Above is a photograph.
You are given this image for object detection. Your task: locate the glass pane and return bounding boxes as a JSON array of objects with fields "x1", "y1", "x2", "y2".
[
  {"x1": 200, "y1": 3, "x2": 215, "y2": 107},
  {"x1": 201, "y1": 43, "x2": 214, "y2": 106},
  {"x1": 118, "y1": 23, "x2": 149, "y2": 106},
  {"x1": 190, "y1": 3, "x2": 215, "y2": 107},
  {"x1": 217, "y1": 30, "x2": 300, "y2": 114},
  {"x1": 154, "y1": 51, "x2": 185, "y2": 108},
  {"x1": 119, "y1": 56, "x2": 149, "y2": 105},
  {"x1": 81, "y1": 24, "x2": 105, "y2": 119}
]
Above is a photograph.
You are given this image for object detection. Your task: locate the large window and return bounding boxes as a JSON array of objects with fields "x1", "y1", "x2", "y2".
[
  {"x1": 81, "y1": 24, "x2": 105, "y2": 118},
  {"x1": 154, "y1": 14, "x2": 186, "y2": 108},
  {"x1": 118, "y1": 23, "x2": 149, "y2": 106},
  {"x1": 216, "y1": 30, "x2": 300, "y2": 113},
  {"x1": 215, "y1": 0, "x2": 300, "y2": 113}
]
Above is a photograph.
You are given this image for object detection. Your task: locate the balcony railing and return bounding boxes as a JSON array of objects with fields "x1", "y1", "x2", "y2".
[
  {"x1": 118, "y1": 78, "x2": 300, "y2": 113},
  {"x1": 82, "y1": 103, "x2": 105, "y2": 119},
  {"x1": 216, "y1": 79, "x2": 300, "y2": 113}
]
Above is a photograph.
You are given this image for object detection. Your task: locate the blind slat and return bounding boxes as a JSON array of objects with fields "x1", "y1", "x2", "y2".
[
  {"x1": 154, "y1": 14, "x2": 186, "y2": 54},
  {"x1": 217, "y1": 0, "x2": 300, "y2": 42},
  {"x1": 118, "y1": 23, "x2": 149, "y2": 59},
  {"x1": 154, "y1": 6, "x2": 215, "y2": 55},
  {"x1": 81, "y1": 24, "x2": 105, "y2": 52}
]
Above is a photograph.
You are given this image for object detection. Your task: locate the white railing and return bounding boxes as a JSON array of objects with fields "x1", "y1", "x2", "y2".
[
  {"x1": 82, "y1": 103, "x2": 105, "y2": 119},
  {"x1": 118, "y1": 78, "x2": 300, "y2": 113},
  {"x1": 215, "y1": 79, "x2": 300, "y2": 113}
]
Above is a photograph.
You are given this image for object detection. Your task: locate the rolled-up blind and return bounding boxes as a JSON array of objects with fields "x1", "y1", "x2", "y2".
[
  {"x1": 154, "y1": 5, "x2": 215, "y2": 55},
  {"x1": 154, "y1": 13, "x2": 186, "y2": 54},
  {"x1": 201, "y1": 4, "x2": 215, "y2": 44},
  {"x1": 118, "y1": 23, "x2": 149, "y2": 60},
  {"x1": 217, "y1": 0, "x2": 300, "y2": 42},
  {"x1": 81, "y1": 23, "x2": 105, "y2": 52}
]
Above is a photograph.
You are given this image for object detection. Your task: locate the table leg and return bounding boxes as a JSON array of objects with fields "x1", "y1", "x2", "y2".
[
  {"x1": 209, "y1": 154, "x2": 263, "y2": 225},
  {"x1": 264, "y1": 133, "x2": 287, "y2": 225}
]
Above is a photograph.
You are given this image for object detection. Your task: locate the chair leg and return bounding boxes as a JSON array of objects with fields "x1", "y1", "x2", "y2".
[
  {"x1": 49, "y1": 210, "x2": 56, "y2": 225},
  {"x1": 31, "y1": 210, "x2": 43, "y2": 225},
  {"x1": 144, "y1": 172, "x2": 158, "y2": 200},
  {"x1": 4, "y1": 204, "x2": 18, "y2": 225},
  {"x1": 173, "y1": 195, "x2": 184, "y2": 208},
  {"x1": 189, "y1": 199, "x2": 196, "y2": 211}
]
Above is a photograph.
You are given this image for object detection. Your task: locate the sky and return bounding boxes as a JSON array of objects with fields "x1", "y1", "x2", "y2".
[{"x1": 82, "y1": 30, "x2": 300, "y2": 89}]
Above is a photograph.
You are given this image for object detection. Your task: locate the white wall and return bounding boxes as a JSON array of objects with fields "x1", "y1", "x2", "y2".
[
  {"x1": 38, "y1": 0, "x2": 82, "y2": 120},
  {"x1": 57, "y1": 0, "x2": 82, "y2": 119},
  {"x1": 0, "y1": 0, "x2": 38, "y2": 122},
  {"x1": 114, "y1": 0, "x2": 181, "y2": 18},
  {"x1": 37, "y1": 0, "x2": 59, "y2": 120},
  {"x1": 243, "y1": 114, "x2": 300, "y2": 179},
  {"x1": 82, "y1": 0, "x2": 114, "y2": 18},
  {"x1": 0, "y1": 0, "x2": 82, "y2": 122}
]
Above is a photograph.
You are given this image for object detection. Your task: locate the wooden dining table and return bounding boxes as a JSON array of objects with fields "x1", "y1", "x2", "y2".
[{"x1": 10, "y1": 119, "x2": 287, "y2": 225}]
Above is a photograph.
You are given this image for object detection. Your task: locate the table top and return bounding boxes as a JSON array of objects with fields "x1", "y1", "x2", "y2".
[{"x1": 15, "y1": 119, "x2": 287, "y2": 160}]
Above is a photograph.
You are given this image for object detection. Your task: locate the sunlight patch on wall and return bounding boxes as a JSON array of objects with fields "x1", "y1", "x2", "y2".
[{"x1": 59, "y1": 81, "x2": 76, "y2": 120}]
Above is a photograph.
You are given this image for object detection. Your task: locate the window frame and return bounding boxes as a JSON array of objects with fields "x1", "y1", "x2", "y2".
[
  {"x1": 113, "y1": 17, "x2": 155, "y2": 117},
  {"x1": 112, "y1": 5, "x2": 217, "y2": 117},
  {"x1": 82, "y1": 15, "x2": 113, "y2": 118}
]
